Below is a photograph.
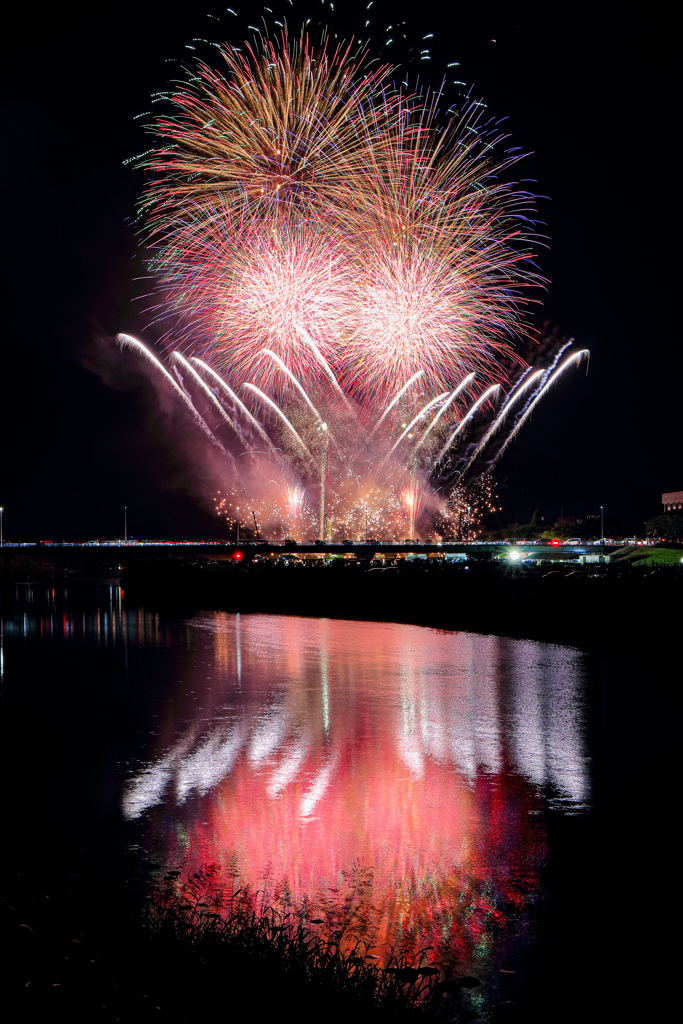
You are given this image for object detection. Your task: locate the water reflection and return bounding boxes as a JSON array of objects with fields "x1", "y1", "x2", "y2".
[
  {"x1": 124, "y1": 614, "x2": 590, "y2": 969},
  {"x1": 1, "y1": 582, "x2": 171, "y2": 647}
]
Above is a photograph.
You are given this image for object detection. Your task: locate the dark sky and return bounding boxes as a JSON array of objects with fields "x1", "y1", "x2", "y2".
[{"x1": 0, "y1": 2, "x2": 676, "y2": 539}]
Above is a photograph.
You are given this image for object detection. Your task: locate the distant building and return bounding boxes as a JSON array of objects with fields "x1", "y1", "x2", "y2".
[{"x1": 662, "y1": 491, "x2": 683, "y2": 511}]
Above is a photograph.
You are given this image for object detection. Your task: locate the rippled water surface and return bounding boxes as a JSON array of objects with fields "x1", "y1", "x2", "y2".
[
  {"x1": 123, "y1": 610, "x2": 591, "y2": 969},
  {"x1": 1, "y1": 580, "x2": 663, "y2": 1018}
]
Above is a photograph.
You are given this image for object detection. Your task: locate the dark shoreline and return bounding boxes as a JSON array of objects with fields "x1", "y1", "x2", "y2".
[{"x1": 120, "y1": 559, "x2": 682, "y2": 651}]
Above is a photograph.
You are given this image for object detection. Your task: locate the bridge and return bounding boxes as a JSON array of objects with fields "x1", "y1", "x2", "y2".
[{"x1": 1, "y1": 537, "x2": 639, "y2": 571}]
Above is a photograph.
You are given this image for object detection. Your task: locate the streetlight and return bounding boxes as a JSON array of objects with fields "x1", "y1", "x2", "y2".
[
  {"x1": 600, "y1": 505, "x2": 604, "y2": 544},
  {"x1": 236, "y1": 507, "x2": 240, "y2": 544},
  {"x1": 124, "y1": 506, "x2": 128, "y2": 543},
  {"x1": 318, "y1": 422, "x2": 329, "y2": 541},
  {"x1": 0, "y1": 506, "x2": 3, "y2": 546}
]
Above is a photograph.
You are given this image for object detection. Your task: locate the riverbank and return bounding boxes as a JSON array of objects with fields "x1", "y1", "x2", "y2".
[
  {"x1": 121, "y1": 559, "x2": 682, "y2": 649},
  {"x1": 0, "y1": 843, "x2": 475, "y2": 1024}
]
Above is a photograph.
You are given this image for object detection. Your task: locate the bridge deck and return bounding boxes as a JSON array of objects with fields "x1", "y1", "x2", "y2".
[{"x1": 2, "y1": 539, "x2": 637, "y2": 557}]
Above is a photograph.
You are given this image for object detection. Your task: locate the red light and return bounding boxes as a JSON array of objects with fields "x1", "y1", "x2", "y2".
[
  {"x1": 233, "y1": 551, "x2": 243, "y2": 560},
  {"x1": 550, "y1": 540, "x2": 560, "y2": 546}
]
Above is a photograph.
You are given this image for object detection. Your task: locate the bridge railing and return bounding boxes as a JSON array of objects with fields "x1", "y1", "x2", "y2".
[{"x1": 0, "y1": 538, "x2": 656, "y2": 549}]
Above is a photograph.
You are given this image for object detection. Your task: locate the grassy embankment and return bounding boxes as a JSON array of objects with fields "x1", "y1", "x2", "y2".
[{"x1": 610, "y1": 544, "x2": 682, "y2": 566}]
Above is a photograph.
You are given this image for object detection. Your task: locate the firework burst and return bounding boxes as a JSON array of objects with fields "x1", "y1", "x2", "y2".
[
  {"x1": 140, "y1": 32, "x2": 393, "y2": 226},
  {"x1": 118, "y1": 23, "x2": 587, "y2": 541}
]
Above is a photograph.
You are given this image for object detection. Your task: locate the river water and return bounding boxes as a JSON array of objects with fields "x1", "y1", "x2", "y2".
[{"x1": 0, "y1": 580, "x2": 664, "y2": 1020}]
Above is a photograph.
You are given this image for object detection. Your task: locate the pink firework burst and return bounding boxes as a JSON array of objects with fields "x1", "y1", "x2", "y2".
[
  {"x1": 333, "y1": 91, "x2": 542, "y2": 401},
  {"x1": 344, "y1": 241, "x2": 508, "y2": 398},
  {"x1": 149, "y1": 213, "x2": 352, "y2": 393},
  {"x1": 222, "y1": 224, "x2": 351, "y2": 389}
]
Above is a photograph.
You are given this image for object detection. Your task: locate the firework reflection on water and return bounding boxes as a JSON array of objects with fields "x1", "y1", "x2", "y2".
[{"x1": 123, "y1": 614, "x2": 590, "y2": 972}]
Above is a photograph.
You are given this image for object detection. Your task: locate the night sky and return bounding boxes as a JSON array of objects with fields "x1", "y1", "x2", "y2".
[{"x1": 1, "y1": 3, "x2": 676, "y2": 540}]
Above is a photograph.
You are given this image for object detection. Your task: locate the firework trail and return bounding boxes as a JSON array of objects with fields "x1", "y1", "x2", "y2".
[
  {"x1": 139, "y1": 33, "x2": 393, "y2": 228},
  {"x1": 260, "y1": 348, "x2": 325, "y2": 424},
  {"x1": 435, "y1": 323, "x2": 585, "y2": 488},
  {"x1": 117, "y1": 334, "x2": 233, "y2": 461},
  {"x1": 371, "y1": 370, "x2": 425, "y2": 434},
  {"x1": 170, "y1": 351, "x2": 245, "y2": 443},
  {"x1": 140, "y1": 28, "x2": 541, "y2": 403},
  {"x1": 117, "y1": 25, "x2": 587, "y2": 540},
  {"x1": 401, "y1": 478, "x2": 428, "y2": 538},
  {"x1": 491, "y1": 350, "x2": 589, "y2": 464},
  {"x1": 444, "y1": 369, "x2": 546, "y2": 482},
  {"x1": 435, "y1": 385, "x2": 502, "y2": 465},
  {"x1": 190, "y1": 357, "x2": 278, "y2": 453},
  {"x1": 241, "y1": 383, "x2": 314, "y2": 461},
  {"x1": 417, "y1": 373, "x2": 477, "y2": 449},
  {"x1": 333, "y1": 84, "x2": 544, "y2": 400},
  {"x1": 385, "y1": 392, "x2": 451, "y2": 458},
  {"x1": 295, "y1": 325, "x2": 350, "y2": 405}
]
